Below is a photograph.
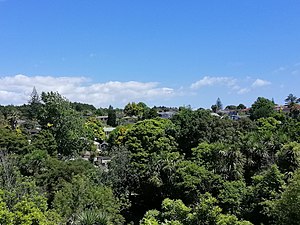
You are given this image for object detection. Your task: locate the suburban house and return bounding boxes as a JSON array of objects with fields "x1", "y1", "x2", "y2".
[
  {"x1": 103, "y1": 127, "x2": 115, "y2": 137},
  {"x1": 96, "y1": 115, "x2": 108, "y2": 124}
]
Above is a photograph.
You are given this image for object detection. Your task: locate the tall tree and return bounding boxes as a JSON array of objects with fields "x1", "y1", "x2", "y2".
[
  {"x1": 107, "y1": 105, "x2": 117, "y2": 127},
  {"x1": 28, "y1": 87, "x2": 42, "y2": 120},
  {"x1": 29, "y1": 86, "x2": 40, "y2": 104},
  {"x1": 216, "y1": 97, "x2": 223, "y2": 110},
  {"x1": 39, "y1": 92, "x2": 91, "y2": 157},
  {"x1": 285, "y1": 93, "x2": 299, "y2": 107}
]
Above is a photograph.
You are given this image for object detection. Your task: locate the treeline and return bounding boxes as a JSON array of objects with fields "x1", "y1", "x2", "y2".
[{"x1": 0, "y1": 91, "x2": 300, "y2": 224}]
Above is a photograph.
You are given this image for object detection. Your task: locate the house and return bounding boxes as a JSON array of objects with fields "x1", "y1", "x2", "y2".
[
  {"x1": 96, "y1": 115, "x2": 108, "y2": 123},
  {"x1": 210, "y1": 112, "x2": 221, "y2": 117},
  {"x1": 93, "y1": 140, "x2": 109, "y2": 153},
  {"x1": 274, "y1": 105, "x2": 290, "y2": 113},
  {"x1": 82, "y1": 151, "x2": 91, "y2": 161},
  {"x1": 103, "y1": 127, "x2": 115, "y2": 137},
  {"x1": 157, "y1": 111, "x2": 176, "y2": 119},
  {"x1": 95, "y1": 156, "x2": 111, "y2": 172}
]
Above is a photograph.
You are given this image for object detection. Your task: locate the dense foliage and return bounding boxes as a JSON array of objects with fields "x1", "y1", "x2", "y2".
[{"x1": 1, "y1": 93, "x2": 300, "y2": 224}]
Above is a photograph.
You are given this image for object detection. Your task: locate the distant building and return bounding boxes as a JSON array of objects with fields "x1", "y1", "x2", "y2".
[
  {"x1": 157, "y1": 111, "x2": 176, "y2": 119},
  {"x1": 96, "y1": 116, "x2": 108, "y2": 123},
  {"x1": 274, "y1": 105, "x2": 290, "y2": 113},
  {"x1": 103, "y1": 127, "x2": 115, "y2": 137},
  {"x1": 95, "y1": 156, "x2": 111, "y2": 172}
]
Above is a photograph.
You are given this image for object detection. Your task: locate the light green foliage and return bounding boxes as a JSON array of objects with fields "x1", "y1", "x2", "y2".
[
  {"x1": 172, "y1": 160, "x2": 221, "y2": 204},
  {"x1": 124, "y1": 102, "x2": 148, "y2": 118},
  {"x1": 244, "y1": 165, "x2": 284, "y2": 224},
  {"x1": 84, "y1": 116, "x2": 105, "y2": 141},
  {"x1": 53, "y1": 175, "x2": 124, "y2": 224},
  {"x1": 74, "y1": 209, "x2": 110, "y2": 225},
  {"x1": 257, "y1": 117, "x2": 281, "y2": 133},
  {"x1": 124, "y1": 119, "x2": 177, "y2": 171},
  {"x1": 107, "y1": 124, "x2": 132, "y2": 146},
  {"x1": 39, "y1": 91, "x2": 91, "y2": 157},
  {"x1": 217, "y1": 214, "x2": 252, "y2": 225},
  {"x1": 140, "y1": 194, "x2": 253, "y2": 225},
  {"x1": 161, "y1": 198, "x2": 191, "y2": 222},
  {"x1": 0, "y1": 181, "x2": 61, "y2": 225},
  {"x1": 189, "y1": 193, "x2": 223, "y2": 224},
  {"x1": 272, "y1": 169, "x2": 300, "y2": 225}
]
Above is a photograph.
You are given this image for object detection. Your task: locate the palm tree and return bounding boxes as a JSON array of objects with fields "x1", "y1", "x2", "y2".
[
  {"x1": 285, "y1": 94, "x2": 300, "y2": 107},
  {"x1": 75, "y1": 210, "x2": 109, "y2": 225}
]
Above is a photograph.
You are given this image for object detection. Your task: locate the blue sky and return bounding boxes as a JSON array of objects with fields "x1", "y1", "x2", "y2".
[{"x1": 0, "y1": 0, "x2": 300, "y2": 108}]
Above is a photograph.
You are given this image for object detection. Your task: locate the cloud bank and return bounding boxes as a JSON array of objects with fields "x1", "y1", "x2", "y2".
[
  {"x1": 191, "y1": 76, "x2": 271, "y2": 95},
  {"x1": 0, "y1": 74, "x2": 273, "y2": 107},
  {"x1": 0, "y1": 75, "x2": 175, "y2": 107}
]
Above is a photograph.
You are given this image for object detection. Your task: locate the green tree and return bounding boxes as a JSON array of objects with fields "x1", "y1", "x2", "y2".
[
  {"x1": 0, "y1": 167, "x2": 61, "y2": 225},
  {"x1": 243, "y1": 165, "x2": 284, "y2": 225},
  {"x1": 75, "y1": 209, "x2": 110, "y2": 225},
  {"x1": 140, "y1": 194, "x2": 253, "y2": 225},
  {"x1": 37, "y1": 158, "x2": 98, "y2": 205},
  {"x1": 20, "y1": 150, "x2": 49, "y2": 176},
  {"x1": 211, "y1": 105, "x2": 218, "y2": 113},
  {"x1": 31, "y1": 129, "x2": 58, "y2": 156},
  {"x1": 192, "y1": 142, "x2": 245, "y2": 181},
  {"x1": 28, "y1": 86, "x2": 42, "y2": 120},
  {"x1": 285, "y1": 93, "x2": 300, "y2": 107},
  {"x1": 216, "y1": 98, "x2": 223, "y2": 110},
  {"x1": 225, "y1": 105, "x2": 237, "y2": 110},
  {"x1": 124, "y1": 102, "x2": 140, "y2": 117},
  {"x1": 84, "y1": 116, "x2": 105, "y2": 142},
  {"x1": 53, "y1": 175, "x2": 124, "y2": 224},
  {"x1": 172, "y1": 160, "x2": 221, "y2": 204},
  {"x1": 271, "y1": 169, "x2": 300, "y2": 225},
  {"x1": 39, "y1": 92, "x2": 91, "y2": 157},
  {"x1": 276, "y1": 142, "x2": 300, "y2": 175},
  {"x1": 0, "y1": 126, "x2": 30, "y2": 155},
  {"x1": 143, "y1": 107, "x2": 159, "y2": 119},
  {"x1": 218, "y1": 180, "x2": 247, "y2": 216},
  {"x1": 237, "y1": 104, "x2": 246, "y2": 110},
  {"x1": 250, "y1": 97, "x2": 275, "y2": 120},
  {"x1": 107, "y1": 105, "x2": 117, "y2": 127}
]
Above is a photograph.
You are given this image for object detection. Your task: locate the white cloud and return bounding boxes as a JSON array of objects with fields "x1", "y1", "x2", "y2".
[
  {"x1": 237, "y1": 88, "x2": 250, "y2": 95},
  {"x1": 251, "y1": 79, "x2": 271, "y2": 88},
  {"x1": 273, "y1": 66, "x2": 286, "y2": 73},
  {"x1": 0, "y1": 74, "x2": 176, "y2": 107},
  {"x1": 190, "y1": 76, "x2": 237, "y2": 89}
]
